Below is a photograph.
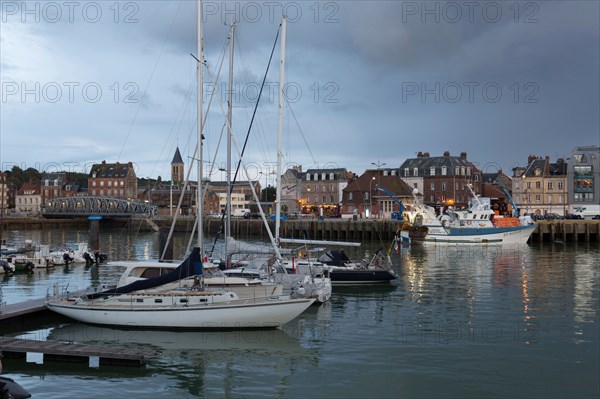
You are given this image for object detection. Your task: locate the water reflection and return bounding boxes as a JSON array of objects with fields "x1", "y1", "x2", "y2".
[{"x1": 44, "y1": 322, "x2": 319, "y2": 398}]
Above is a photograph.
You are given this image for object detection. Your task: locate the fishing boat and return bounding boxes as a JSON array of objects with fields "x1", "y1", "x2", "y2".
[{"x1": 402, "y1": 185, "x2": 537, "y2": 245}]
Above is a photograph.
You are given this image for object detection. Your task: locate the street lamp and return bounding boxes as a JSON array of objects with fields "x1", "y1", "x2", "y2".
[
  {"x1": 369, "y1": 176, "x2": 375, "y2": 219},
  {"x1": 371, "y1": 161, "x2": 386, "y2": 218}
]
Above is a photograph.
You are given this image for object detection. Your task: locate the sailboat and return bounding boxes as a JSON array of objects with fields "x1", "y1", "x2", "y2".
[
  {"x1": 219, "y1": 16, "x2": 332, "y2": 302},
  {"x1": 45, "y1": 1, "x2": 315, "y2": 329}
]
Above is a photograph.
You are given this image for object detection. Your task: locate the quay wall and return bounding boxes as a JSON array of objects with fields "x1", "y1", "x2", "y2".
[{"x1": 2, "y1": 217, "x2": 599, "y2": 243}]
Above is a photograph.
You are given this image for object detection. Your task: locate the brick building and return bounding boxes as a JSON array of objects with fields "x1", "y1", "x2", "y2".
[
  {"x1": 399, "y1": 151, "x2": 481, "y2": 209},
  {"x1": 300, "y1": 168, "x2": 353, "y2": 216},
  {"x1": 341, "y1": 171, "x2": 414, "y2": 219},
  {"x1": 88, "y1": 161, "x2": 138, "y2": 199}
]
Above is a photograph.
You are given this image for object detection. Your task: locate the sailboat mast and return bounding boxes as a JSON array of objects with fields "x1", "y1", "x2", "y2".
[
  {"x1": 275, "y1": 16, "x2": 286, "y2": 242},
  {"x1": 197, "y1": 0, "x2": 204, "y2": 251},
  {"x1": 226, "y1": 23, "x2": 235, "y2": 265}
]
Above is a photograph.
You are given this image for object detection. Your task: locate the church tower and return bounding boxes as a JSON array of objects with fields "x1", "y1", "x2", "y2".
[{"x1": 171, "y1": 147, "x2": 184, "y2": 186}]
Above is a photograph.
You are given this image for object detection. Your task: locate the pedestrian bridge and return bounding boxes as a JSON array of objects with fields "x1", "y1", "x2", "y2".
[{"x1": 42, "y1": 196, "x2": 157, "y2": 218}]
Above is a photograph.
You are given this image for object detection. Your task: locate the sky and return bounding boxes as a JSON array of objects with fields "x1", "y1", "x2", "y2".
[{"x1": 1, "y1": 0, "x2": 599, "y2": 186}]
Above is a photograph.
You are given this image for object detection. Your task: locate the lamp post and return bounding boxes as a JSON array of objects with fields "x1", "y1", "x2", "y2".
[
  {"x1": 369, "y1": 176, "x2": 375, "y2": 219},
  {"x1": 371, "y1": 161, "x2": 386, "y2": 218}
]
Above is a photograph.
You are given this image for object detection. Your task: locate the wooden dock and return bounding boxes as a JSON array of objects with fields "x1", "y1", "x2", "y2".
[
  {"x1": 0, "y1": 337, "x2": 156, "y2": 366},
  {"x1": 0, "y1": 298, "x2": 47, "y2": 322}
]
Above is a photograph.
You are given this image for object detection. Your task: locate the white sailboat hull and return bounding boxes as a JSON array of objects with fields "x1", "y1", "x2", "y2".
[{"x1": 47, "y1": 296, "x2": 315, "y2": 329}]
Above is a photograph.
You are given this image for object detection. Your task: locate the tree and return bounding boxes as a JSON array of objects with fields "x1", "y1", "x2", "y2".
[{"x1": 261, "y1": 185, "x2": 276, "y2": 202}]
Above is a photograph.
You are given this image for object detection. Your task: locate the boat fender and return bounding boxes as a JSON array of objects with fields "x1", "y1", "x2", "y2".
[{"x1": 466, "y1": 221, "x2": 472, "y2": 225}]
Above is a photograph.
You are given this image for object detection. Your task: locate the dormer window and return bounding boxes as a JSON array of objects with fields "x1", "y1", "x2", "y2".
[
  {"x1": 413, "y1": 168, "x2": 418, "y2": 176},
  {"x1": 430, "y1": 167, "x2": 435, "y2": 176},
  {"x1": 329, "y1": 173, "x2": 334, "y2": 180}
]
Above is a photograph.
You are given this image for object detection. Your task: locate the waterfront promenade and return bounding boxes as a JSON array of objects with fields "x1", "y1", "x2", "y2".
[{"x1": 1, "y1": 216, "x2": 599, "y2": 243}]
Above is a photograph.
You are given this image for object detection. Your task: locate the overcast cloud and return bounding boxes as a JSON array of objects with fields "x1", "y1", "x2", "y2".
[{"x1": 1, "y1": 0, "x2": 598, "y2": 183}]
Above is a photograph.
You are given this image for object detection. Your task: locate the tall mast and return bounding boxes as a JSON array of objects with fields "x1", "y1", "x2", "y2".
[
  {"x1": 225, "y1": 23, "x2": 235, "y2": 265},
  {"x1": 197, "y1": 0, "x2": 204, "y2": 251},
  {"x1": 275, "y1": 16, "x2": 286, "y2": 242}
]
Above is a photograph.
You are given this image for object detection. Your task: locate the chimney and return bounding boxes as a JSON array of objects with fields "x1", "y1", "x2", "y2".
[
  {"x1": 417, "y1": 151, "x2": 423, "y2": 158},
  {"x1": 443, "y1": 151, "x2": 450, "y2": 157},
  {"x1": 460, "y1": 152, "x2": 467, "y2": 160},
  {"x1": 423, "y1": 152, "x2": 430, "y2": 158},
  {"x1": 527, "y1": 155, "x2": 537, "y2": 164},
  {"x1": 102, "y1": 160, "x2": 106, "y2": 165},
  {"x1": 544, "y1": 156, "x2": 550, "y2": 175}
]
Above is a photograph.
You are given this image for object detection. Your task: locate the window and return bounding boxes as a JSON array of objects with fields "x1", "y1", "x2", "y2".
[
  {"x1": 307, "y1": 196, "x2": 311, "y2": 203},
  {"x1": 548, "y1": 182, "x2": 553, "y2": 190},
  {"x1": 306, "y1": 174, "x2": 311, "y2": 181},
  {"x1": 430, "y1": 195, "x2": 435, "y2": 202},
  {"x1": 455, "y1": 166, "x2": 459, "y2": 175},
  {"x1": 442, "y1": 182, "x2": 447, "y2": 190},
  {"x1": 120, "y1": 181, "x2": 124, "y2": 187},
  {"x1": 108, "y1": 181, "x2": 112, "y2": 187},
  {"x1": 535, "y1": 194, "x2": 541, "y2": 202},
  {"x1": 330, "y1": 173, "x2": 334, "y2": 180},
  {"x1": 527, "y1": 182, "x2": 531, "y2": 189},
  {"x1": 322, "y1": 196, "x2": 326, "y2": 203},
  {"x1": 323, "y1": 185, "x2": 326, "y2": 192},
  {"x1": 315, "y1": 184, "x2": 318, "y2": 192},
  {"x1": 92, "y1": 181, "x2": 96, "y2": 187},
  {"x1": 315, "y1": 196, "x2": 319, "y2": 203},
  {"x1": 331, "y1": 184, "x2": 334, "y2": 192},
  {"x1": 348, "y1": 192, "x2": 353, "y2": 200},
  {"x1": 535, "y1": 181, "x2": 541, "y2": 189},
  {"x1": 558, "y1": 181, "x2": 564, "y2": 190},
  {"x1": 413, "y1": 168, "x2": 418, "y2": 176},
  {"x1": 365, "y1": 192, "x2": 369, "y2": 200},
  {"x1": 574, "y1": 166, "x2": 592, "y2": 176},
  {"x1": 467, "y1": 167, "x2": 471, "y2": 176},
  {"x1": 414, "y1": 183, "x2": 418, "y2": 188},
  {"x1": 100, "y1": 181, "x2": 104, "y2": 187},
  {"x1": 383, "y1": 170, "x2": 388, "y2": 176},
  {"x1": 321, "y1": 173, "x2": 326, "y2": 181},
  {"x1": 547, "y1": 195, "x2": 552, "y2": 203},
  {"x1": 330, "y1": 195, "x2": 335, "y2": 203},
  {"x1": 430, "y1": 182, "x2": 435, "y2": 190},
  {"x1": 461, "y1": 166, "x2": 465, "y2": 176},
  {"x1": 430, "y1": 167, "x2": 435, "y2": 176},
  {"x1": 442, "y1": 166, "x2": 447, "y2": 175},
  {"x1": 404, "y1": 168, "x2": 409, "y2": 177}
]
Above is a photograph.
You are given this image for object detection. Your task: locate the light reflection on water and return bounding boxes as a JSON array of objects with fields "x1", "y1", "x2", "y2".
[{"x1": 0, "y1": 227, "x2": 598, "y2": 398}]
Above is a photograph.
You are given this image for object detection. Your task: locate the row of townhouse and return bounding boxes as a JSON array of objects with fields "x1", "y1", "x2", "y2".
[
  {"x1": 1, "y1": 145, "x2": 596, "y2": 219},
  {"x1": 274, "y1": 146, "x2": 599, "y2": 219}
]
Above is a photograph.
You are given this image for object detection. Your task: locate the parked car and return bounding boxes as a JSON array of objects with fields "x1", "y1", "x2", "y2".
[{"x1": 544, "y1": 213, "x2": 564, "y2": 220}]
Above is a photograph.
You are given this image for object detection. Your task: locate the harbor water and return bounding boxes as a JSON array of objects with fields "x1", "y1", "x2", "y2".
[{"x1": 0, "y1": 227, "x2": 598, "y2": 398}]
